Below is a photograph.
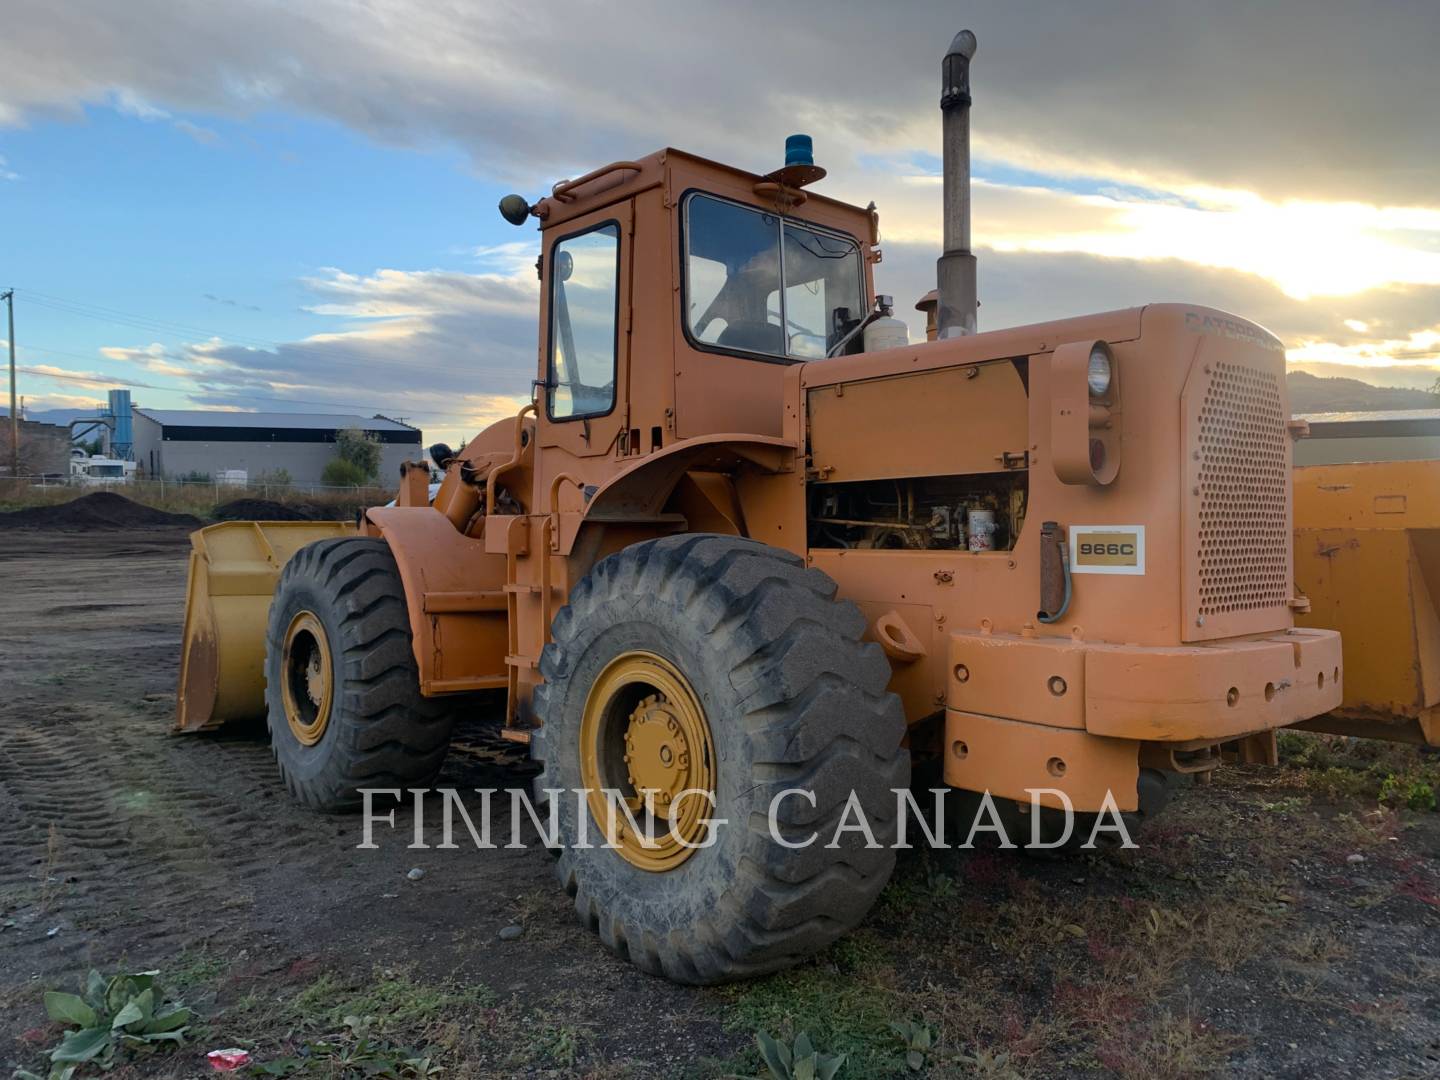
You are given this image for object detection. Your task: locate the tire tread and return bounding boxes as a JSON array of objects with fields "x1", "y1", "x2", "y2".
[
  {"x1": 531, "y1": 534, "x2": 908, "y2": 983},
  {"x1": 265, "y1": 537, "x2": 464, "y2": 811}
]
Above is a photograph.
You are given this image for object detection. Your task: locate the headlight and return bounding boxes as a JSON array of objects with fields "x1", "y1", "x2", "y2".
[{"x1": 1087, "y1": 345, "x2": 1112, "y2": 397}]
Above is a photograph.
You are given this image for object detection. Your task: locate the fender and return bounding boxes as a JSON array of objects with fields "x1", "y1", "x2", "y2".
[
  {"x1": 365, "y1": 505, "x2": 510, "y2": 696},
  {"x1": 558, "y1": 433, "x2": 796, "y2": 554}
]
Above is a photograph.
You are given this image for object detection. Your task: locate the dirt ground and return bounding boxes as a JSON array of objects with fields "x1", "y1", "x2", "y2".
[{"x1": 1, "y1": 528, "x2": 1438, "y2": 1079}]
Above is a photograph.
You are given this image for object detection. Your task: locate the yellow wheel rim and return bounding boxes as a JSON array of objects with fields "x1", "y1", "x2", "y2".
[
  {"x1": 579, "y1": 651, "x2": 716, "y2": 872},
  {"x1": 281, "y1": 610, "x2": 333, "y2": 747}
]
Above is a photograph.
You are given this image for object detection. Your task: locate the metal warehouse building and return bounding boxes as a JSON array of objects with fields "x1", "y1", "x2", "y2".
[
  {"x1": 1294, "y1": 409, "x2": 1440, "y2": 466},
  {"x1": 131, "y1": 410, "x2": 423, "y2": 485}
]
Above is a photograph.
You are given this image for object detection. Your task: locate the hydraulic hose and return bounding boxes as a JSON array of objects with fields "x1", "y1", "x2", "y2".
[{"x1": 1037, "y1": 521, "x2": 1072, "y2": 624}]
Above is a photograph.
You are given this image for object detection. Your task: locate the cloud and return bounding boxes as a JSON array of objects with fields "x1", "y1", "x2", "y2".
[
  {"x1": 472, "y1": 241, "x2": 541, "y2": 277},
  {"x1": 60, "y1": 262, "x2": 543, "y2": 444},
  {"x1": 300, "y1": 264, "x2": 537, "y2": 320},
  {"x1": 26, "y1": 238, "x2": 1436, "y2": 448},
  {"x1": 6, "y1": 0, "x2": 1438, "y2": 422},
  {"x1": 1289, "y1": 326, "x2": 1440, "y2": 371},
  {"x1": 109, "y1": 88, "x2": 169, "y2": 122},
  {"x1": 859, "y1": 175, "x2": 1440, "y2": 302},
  {"x1": 99, "y1": 87, "x2": 222, "y2": 145},
  {"x1": 1, "y1": 1, "x2": 1435, "y2": 207},
  {"x1": 25, "y1": 392, "x2": 107, "y2": 413},
  {"x1": 173, "y1": 119, "x2": 220, "y2": 145},
  {"x1": 0, "y1": 154, "x2": 17, "y2": 181},
  {"x1": 875, "y1": 241, "x2": 1440, "y2": 389},
  {"x1": 20, "y1": 362, "x2": 135, "y2": 389}
]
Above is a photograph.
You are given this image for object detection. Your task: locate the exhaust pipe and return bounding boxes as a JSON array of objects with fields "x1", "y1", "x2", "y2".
[{"x1": 936, "y1": 29, "x2": 978, "y2": 338}]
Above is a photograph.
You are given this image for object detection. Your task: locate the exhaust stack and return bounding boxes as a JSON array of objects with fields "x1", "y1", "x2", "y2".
[{"x1": 936, "y1": 29, "x2": 978, "y2": 338}]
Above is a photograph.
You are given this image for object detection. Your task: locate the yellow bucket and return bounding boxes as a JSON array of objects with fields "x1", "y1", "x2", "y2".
[
  {"x1": 175, "y1": 520, "x2": 355, "y2": 732},
  {"x1": 1294, "y1": 460, "x2": 1440, "y2": 746}
]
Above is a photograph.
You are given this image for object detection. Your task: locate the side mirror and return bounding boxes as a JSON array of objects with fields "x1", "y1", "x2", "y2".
[{"x1": 499, "y1": 194, "x2": 532, "y2": 226}]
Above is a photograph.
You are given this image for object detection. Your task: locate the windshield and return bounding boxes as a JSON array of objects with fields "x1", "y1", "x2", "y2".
[{"x1": 684, "y1": 193, "x2": 865, "y2": 360}]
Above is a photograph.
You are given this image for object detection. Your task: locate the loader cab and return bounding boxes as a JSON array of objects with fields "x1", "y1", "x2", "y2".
[
  {"x1": 522, "y1": 149, "x2": 878, "y2": 460},
  {"x1": 681, "y1": 192, "x2": 868, "y2": 362}
]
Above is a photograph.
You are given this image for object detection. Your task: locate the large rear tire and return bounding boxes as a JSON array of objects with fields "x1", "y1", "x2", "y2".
[
  {"x1": 264, "y1": 536, "x2": 459, "y2": 811},
  {"x1": 531, "y1": 534, "x2": 909, "y2": 984}
]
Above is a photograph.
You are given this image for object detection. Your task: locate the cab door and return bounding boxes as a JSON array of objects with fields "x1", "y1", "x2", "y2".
[{"x1": 537, "y1": 201, "x2": 632, "y2": 459}]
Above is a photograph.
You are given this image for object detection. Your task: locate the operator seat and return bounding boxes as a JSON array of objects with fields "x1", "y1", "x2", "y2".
[{"x1": 717, "y1": 320, "x2": 785, "y2": 356}]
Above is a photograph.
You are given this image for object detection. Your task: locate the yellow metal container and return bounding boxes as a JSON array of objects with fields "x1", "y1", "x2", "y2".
[
  {"x1": 176, "y1": 520, "x2": 355, "y2": 732},
  {"x1": 1293, "y1": 460, "x2": 1440, "y2": 745}
]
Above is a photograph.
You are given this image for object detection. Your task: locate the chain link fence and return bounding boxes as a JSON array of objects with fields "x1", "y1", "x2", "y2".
[
  {"x1": 2, "y1": 474, "x2": 399, "y2": 517},
  {"x1": 11, "y1": 473, "x2": 395, "y2": 497}
]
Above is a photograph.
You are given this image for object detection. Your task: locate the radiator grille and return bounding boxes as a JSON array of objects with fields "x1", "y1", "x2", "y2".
[{"x1": 1196, "y1": 360, "x2": 1289, "y2": 617}]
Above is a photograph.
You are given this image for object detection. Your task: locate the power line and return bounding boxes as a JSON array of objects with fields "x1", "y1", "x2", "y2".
[
  {"x1": 14, "y1": 287, "x2": 531, "y2": 381},
  {"x1": 20, "y1": 289, "x2": 273, "y2": 345},
  {"x1": 16, "y1": 352, "x2": 525, "y2": 421},
  {"x1": 16, "y1": 365, "x2": 390, "y2": 414},
  {"x1": 16, "y1": 359, "x2": 500, "y2": 430},
  {"x1": 7, "y1": 286, "x2": 533, "y2": 427},
  {"x1": 19, "y1": 288, "x2": 389, "y2": 366}
]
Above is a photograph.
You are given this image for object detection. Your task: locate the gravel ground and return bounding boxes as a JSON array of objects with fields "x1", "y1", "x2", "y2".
[{"x1": 0, "y1": 528, "x2": 1436, "y2": 1078}]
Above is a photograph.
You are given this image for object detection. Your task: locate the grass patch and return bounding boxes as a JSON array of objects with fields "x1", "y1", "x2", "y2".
[
  {"x1": 1090, "y1": 1005, "x2": 1246, "y2": 1080},
  {"x1": 167, "y1": 946, "x2": 229, "y2": 994},
  {"x1": 720, "y1": 938, "x2": 906, "y2": 1077},
  {"x1": 702, "y1": 788, "x2": 1318, "y2": 1078},
  {"x1": 1277, "y1": 732, "x2": 1440, "y2": 811},
  {"x1": 201, "y1": 967, "x2": 495, "y2": 1076},
  {"x1": 285, "y1": 970, "x2": 494, "y2": 1034},
  {"x1": 516, "y1": 1012, "x2": 586, "y2": 1069}
]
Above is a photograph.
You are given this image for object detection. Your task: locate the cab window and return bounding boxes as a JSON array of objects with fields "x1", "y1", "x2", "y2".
[
  {"x1": 548, "y1": 222, "x2": 620, "y2": 419},
  {"x1": 684, "y1": 193, "x2": 865, "y2": 360}
]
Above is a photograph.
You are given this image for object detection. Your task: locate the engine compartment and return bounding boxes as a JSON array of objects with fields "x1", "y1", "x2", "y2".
[{"x1": 806, "y1": 471, "x2": 1027, "y2": 551}]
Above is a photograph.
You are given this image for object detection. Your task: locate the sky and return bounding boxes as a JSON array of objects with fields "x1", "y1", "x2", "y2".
[{"x1": 2, "y1": 0, "x2": 1439, "y2": 447}]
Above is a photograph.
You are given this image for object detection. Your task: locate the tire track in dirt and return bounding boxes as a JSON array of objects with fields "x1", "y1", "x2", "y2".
[
  {"x1": 1, "y1": 530, "x2": 586, "y2": 1043},
  {"x1": 1, "y1": 688, "x2": 543, "y2": 984},
  {"x1": 0, "y1": 709, "x2": 315, "y2": 958},
  {"x1": 0, "y1": 531, "x2": 343, "y2": 977}
]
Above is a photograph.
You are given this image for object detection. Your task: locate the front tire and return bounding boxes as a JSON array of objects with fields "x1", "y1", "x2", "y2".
[
  {"x1": 531, "y1": 535, "x2": 909, "y2": 984},
  {"x1": 264, "y1": 537, "x2": 459, "y2": 811}
]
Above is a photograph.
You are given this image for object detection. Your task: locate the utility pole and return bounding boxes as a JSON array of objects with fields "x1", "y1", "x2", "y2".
[{"x1": 3, "y1": 289, "x2": 16, "y2": 480}]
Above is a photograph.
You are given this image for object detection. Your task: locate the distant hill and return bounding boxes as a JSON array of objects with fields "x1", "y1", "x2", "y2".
[
  {"x1": 1287, "y1": 371, "x2": 1438, "y2": 415},
  {"x1": 0, "y1": 407, "x2": 101, "y2": 427}
]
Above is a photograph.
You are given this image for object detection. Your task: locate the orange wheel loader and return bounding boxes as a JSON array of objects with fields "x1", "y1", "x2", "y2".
[{"x1": 173, "y1": 31, "x2": 1343, "y2": 984}]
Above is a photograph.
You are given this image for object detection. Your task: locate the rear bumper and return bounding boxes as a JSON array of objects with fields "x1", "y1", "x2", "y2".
[
  {"x1": 942, "y1": 626, "x2": 1343, "y2": 812},
  {"x1": 946, "y1": 626, "x2": 1342, "y2": 741}
]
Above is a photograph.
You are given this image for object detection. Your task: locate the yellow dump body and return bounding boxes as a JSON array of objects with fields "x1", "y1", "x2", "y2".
[
  {"x1": 176, "y1": 520, "x2": 355, "y2": 732},
  {"x1": 1294, "y1": 460, "x2": 1440, "y2": 745}
]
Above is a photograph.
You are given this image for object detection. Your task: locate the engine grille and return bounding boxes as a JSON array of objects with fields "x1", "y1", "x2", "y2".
[{"x1": 1196, "y1": 360, "x2": 1289, "y2": 617}]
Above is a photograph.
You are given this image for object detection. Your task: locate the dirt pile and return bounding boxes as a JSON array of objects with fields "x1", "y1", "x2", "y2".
[
  {"x1": 212, "y1": 498, "x2": 319, "y2": 522},
  {"x1": 0, "y1": 492, "x2": 201, "y2": 531},
  {"x1": 211, "y1": 498, "x2": 352, "y2": 522}
]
